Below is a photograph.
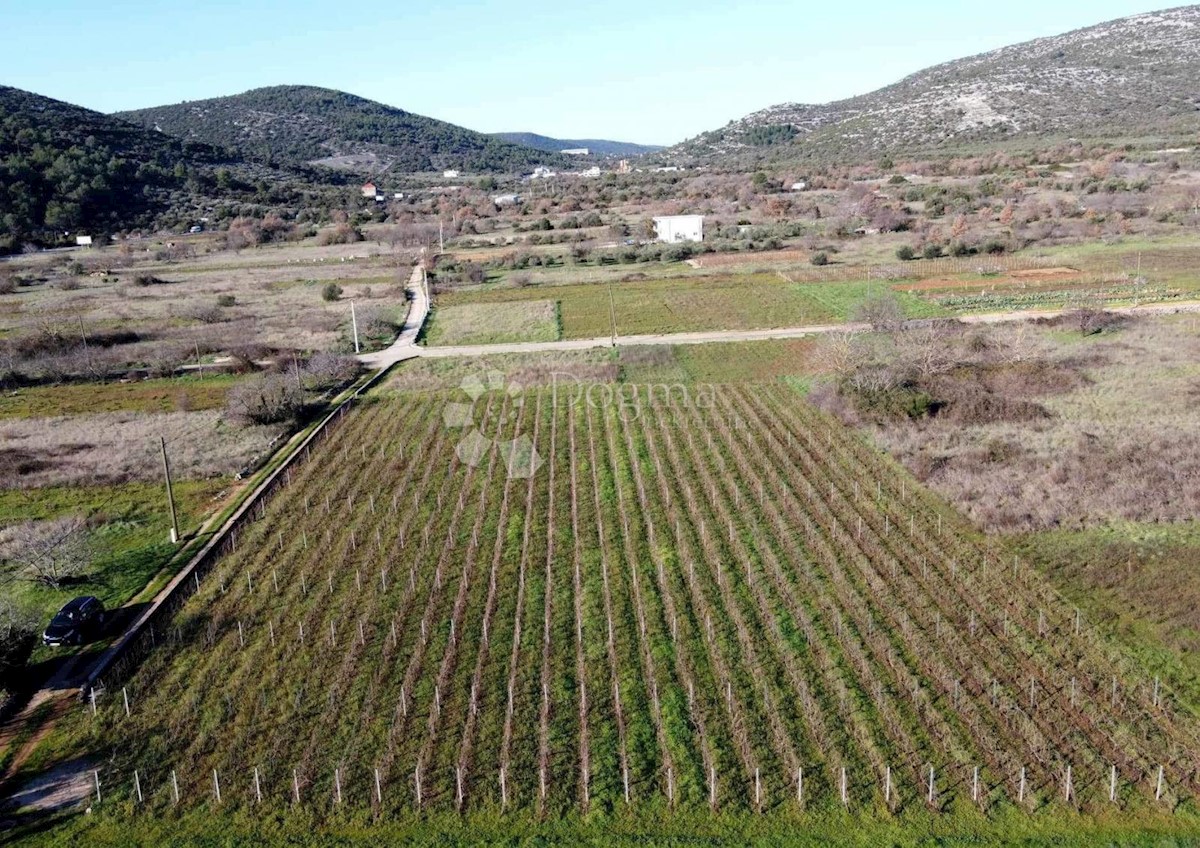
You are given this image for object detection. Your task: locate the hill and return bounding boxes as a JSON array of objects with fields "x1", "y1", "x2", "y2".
[
  {"x1": 0, "y1": 86, "x2": 230, "y2": 250},
  {"x1": 674, "y1": 6, "x2": 1200, "y2": 163},
  {"x1": 493, "y1": 132, "x2": 664, "y2": 156},
  {"x1": 117, "y1": 86, "x2": 566, "y2": 174}
]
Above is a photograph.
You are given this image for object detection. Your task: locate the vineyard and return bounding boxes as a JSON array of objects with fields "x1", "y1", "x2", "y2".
[{"x1": 75, "y1": 382, "x2": 1200, "y2": 825}]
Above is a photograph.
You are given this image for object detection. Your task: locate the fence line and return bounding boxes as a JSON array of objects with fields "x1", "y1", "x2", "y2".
[{"x1": 85, "y1": 757, "x2": 1173, "y2": 814}]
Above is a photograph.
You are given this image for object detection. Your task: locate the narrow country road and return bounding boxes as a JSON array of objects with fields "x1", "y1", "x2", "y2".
[{"x1": 357, "y1": 262, "x2": 429, "y2": 368}]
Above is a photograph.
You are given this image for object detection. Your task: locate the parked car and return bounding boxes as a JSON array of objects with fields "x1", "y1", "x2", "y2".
[{"x1": 43, "y1": 597, "x2": 106, "y2": 646}]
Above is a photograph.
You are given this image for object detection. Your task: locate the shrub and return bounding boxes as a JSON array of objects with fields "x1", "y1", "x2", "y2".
[
  {"x1": 301, "y1": 351, "x2": 360, "y2": 391},
  {"x1": 55, "y1": 277, "x2": 82, "y2": 291},
  {"x1": 922, "y1": 243, "x2": 943, "y2": 260},
  {"x1": 322, "y1": 282, "x2": 343, "y2": 302},
  {"x1": 811, "y1": 251, "x2": 830, "y2": 266},
  {"x1": 316, "y1": 224, "x2": 363, "y2": 246},
  {"x1": 949, "y1": 241, "x2": 971, "y2": 257},
  {"x1": 225, "y1": 373, "x2": 305, "y2": 426},
  {"x1": 185, "y1": 304, "x2": 225, "y2": 324},
  {"x1": 0, "y1": 276, "x2": 14, "y2": 295},
  {"x1": 216, "y1": 294, "x2": 237, "y2": 307},
  {"x1": 895, "y1": 245, "x2": 916, "y2": 261},
  {"x1": 981, "y1": 239, "x2": 1007, "y2": 254}
]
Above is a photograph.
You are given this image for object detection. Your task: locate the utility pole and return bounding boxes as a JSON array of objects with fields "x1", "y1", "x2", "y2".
[
  {"x1": 78, "y1": 316, "x2": 93, "y2": 375},
  {"x1": 439, "y1": 220, "x2": 444, "y2": 254},
  {"x1": 608, "y1": 280, "x2": 618, "y2": 347},
  {"x1": 351, "y1": 301, "x2": 361, "y2": 354},
  {"x1": 160, "y1": 436, "x2": 179, "y2": 544}
]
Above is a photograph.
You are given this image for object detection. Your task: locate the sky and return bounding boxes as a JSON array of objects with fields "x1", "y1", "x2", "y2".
[{"x1": 0, "y1": 0, "x2": 1185, "y2": 145}]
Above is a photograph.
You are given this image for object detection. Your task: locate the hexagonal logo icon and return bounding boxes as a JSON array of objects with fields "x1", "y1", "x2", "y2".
[{"x1": 442, "y1": 371, "x2": 542, "y2": 479}]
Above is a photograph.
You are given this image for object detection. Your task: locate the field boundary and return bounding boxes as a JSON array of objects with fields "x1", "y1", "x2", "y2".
[{"x1": 78, "y1": 365, "x2": 395, "y2": 699}]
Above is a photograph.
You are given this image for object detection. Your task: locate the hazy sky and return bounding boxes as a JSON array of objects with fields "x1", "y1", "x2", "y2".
[{"x1": 0, "y1": 0, "x2": 1182, "y2": 144}]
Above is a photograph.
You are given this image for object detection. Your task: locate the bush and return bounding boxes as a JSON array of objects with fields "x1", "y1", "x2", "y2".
[
  {"x1": 811, "y1": 251, "x2": 830, "y2": 266},
  {"x1": 301, "y1": 351, "x2": 360, "y2": 391},
  {"x1": 316, "y1": 224, "x2": 363, "y2": 246},
  {"x1": 949, "y1": 241, "x2": 971, "y2": 257},
  {"x1": 185, "y1": 304, "x2": 225, "y2": 324},
  {"x1": 0, "y1": 276, "x2": 14, "y2": 295},
  {"x1": 55, "y1": 277, "x2": 82, "y2": 291},
  {"x1": 922, "y1": 243, "x2": 943, "y2": 260},
  {"x1": 322, "y1": 282, "x2": 343, "y2": 302},
  {"x1": 216, "y1": 294, "x2": 237, "y2": 307},
  {"x1": 981, "y1": 239, "x2": 1007, "y2": 254},
  {"x1": 895, "y1": 245, "x2": 916, "y2": 261},
  {"x1": 225, "y1": 373, "x2": 305, "y2": 425}
]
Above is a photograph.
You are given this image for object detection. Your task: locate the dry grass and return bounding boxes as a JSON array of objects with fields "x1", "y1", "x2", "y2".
[
  {"x1": 0, "y1": 244, "x2": 413, "y2": 383},
  {"x1": 865, "y1": 315, "x2": 1200, "y2": 531},
  {"x1": 423, "y1": 300, "x2": 560, "y2": 346},
  {"x1": 0, "y1": 409, "x2": 280, "y2": 489}
]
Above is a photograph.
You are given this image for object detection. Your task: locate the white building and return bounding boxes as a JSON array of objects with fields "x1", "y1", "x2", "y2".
[
  {"x1": 577, "y1": 166, "x2": 601, "y2": 178},
  {"x1": 75, "y1": 235, "x2": 93, "y2": 247},
  {"x1": 653, "y1": 215, "x2": 704, "y2": 244},
  {"x1": 443, "y1": 170, "x2": 460, "y2": 179},
  {"x1": 561, "y1": 148, "x2": 590, "y2": 156},
  {"x1": 530, "y1": 166, "x2": 556, "y2": 180}
]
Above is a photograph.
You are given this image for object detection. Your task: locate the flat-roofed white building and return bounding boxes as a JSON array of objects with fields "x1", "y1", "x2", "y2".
[{"x1": 652, "y1": 214, "x2": 704, "y2": 244}]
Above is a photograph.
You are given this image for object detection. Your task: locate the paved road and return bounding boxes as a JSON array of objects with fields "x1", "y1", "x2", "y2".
[
  {"x1": 362, "y1": 297, "x2": 1200, "y2": 364},
  {"x1": 358, "y1": 263, "x2": 429, "y2": 369}
]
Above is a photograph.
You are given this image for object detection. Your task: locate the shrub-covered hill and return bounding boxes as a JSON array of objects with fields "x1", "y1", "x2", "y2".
[
  {"x1": 0, "y1": 85, "x2": 229, "y2": 249},
  {"x1": 117, "y1": 85, "x2": 567, "y2": 174}
]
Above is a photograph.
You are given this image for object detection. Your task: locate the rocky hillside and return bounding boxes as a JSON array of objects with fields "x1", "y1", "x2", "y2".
[
  {"x1": 675, "y1": 6, "x2": 1200, "y2": 162},
  {"x1": 117, "y1": 86, "x2": 565, "y2": 174},
  {"x1": 493, "y1": 132, "x2": 663, "y2": 157}
]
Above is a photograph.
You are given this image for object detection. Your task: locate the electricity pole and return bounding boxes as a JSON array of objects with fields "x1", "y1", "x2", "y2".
[
  {"x1": 608, "y1": 281, "x2": 618, "y2": 347},
  {"x1": 438, "y1": 220, "x2": 444, "y2": 254},
  {"x1": 160, "y1": 436, "x2": 179, "y2": 544}
]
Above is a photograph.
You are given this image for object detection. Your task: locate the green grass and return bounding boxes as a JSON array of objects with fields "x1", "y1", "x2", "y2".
[
  {"x1": 2, "y1": 478, "x2": 230, "y2": 635},
  {"x1": 11, "y1": 803, "x2": 1200, "y2": 846},
  {"x1": 797, "y1": 280, "x2": 950, "y2": 320},
  {"x1": 0, "y1": 375, "x2": 237, "y2": 419},
  {"x1": 1016, "y1": 521, "x2": 1200, "y2": 720},
  {"x1": 434, "y1": 273, "x2": 958, "y2": 341},
  {"x1": 423, "y1": 300, "x2": 561, "y2": 346}
]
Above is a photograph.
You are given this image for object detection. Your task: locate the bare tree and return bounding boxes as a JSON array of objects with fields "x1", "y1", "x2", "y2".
[
  {"x1": 852, "y1": 292, "x2": 906, "y2": 333},
  {"x1": 896, "y1": 323, "x2": 956, "y2": 378},
  {"x1": 0, "y1": 516, "x2": 92, "y2": 588}
]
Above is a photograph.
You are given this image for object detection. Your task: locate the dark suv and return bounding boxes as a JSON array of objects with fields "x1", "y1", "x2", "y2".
[{"x1": 43, "y1": 597, "x2": 106, "y2": 646}]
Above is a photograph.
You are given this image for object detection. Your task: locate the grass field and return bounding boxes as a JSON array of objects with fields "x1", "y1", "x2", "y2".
[
  {"x1": 432, "y1": 274, "x2": 945, "y2": 339},
  {"x1": 0, "y1": 375, "x2": 236, "y2": 419},
  {"x1": 424, "y1": 300, "x2": 561, "y2": 346},
  {"x1": 1, "y1": 478, "x2": 230, "y2": 635},
  {"x1": 37, "y1": 383, "x2": 1198, "y2": 839}
]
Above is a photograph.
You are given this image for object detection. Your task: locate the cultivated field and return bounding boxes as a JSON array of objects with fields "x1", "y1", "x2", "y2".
[{"x1": 72, "y1": 383, "x2": 1198, "y2": 826}]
